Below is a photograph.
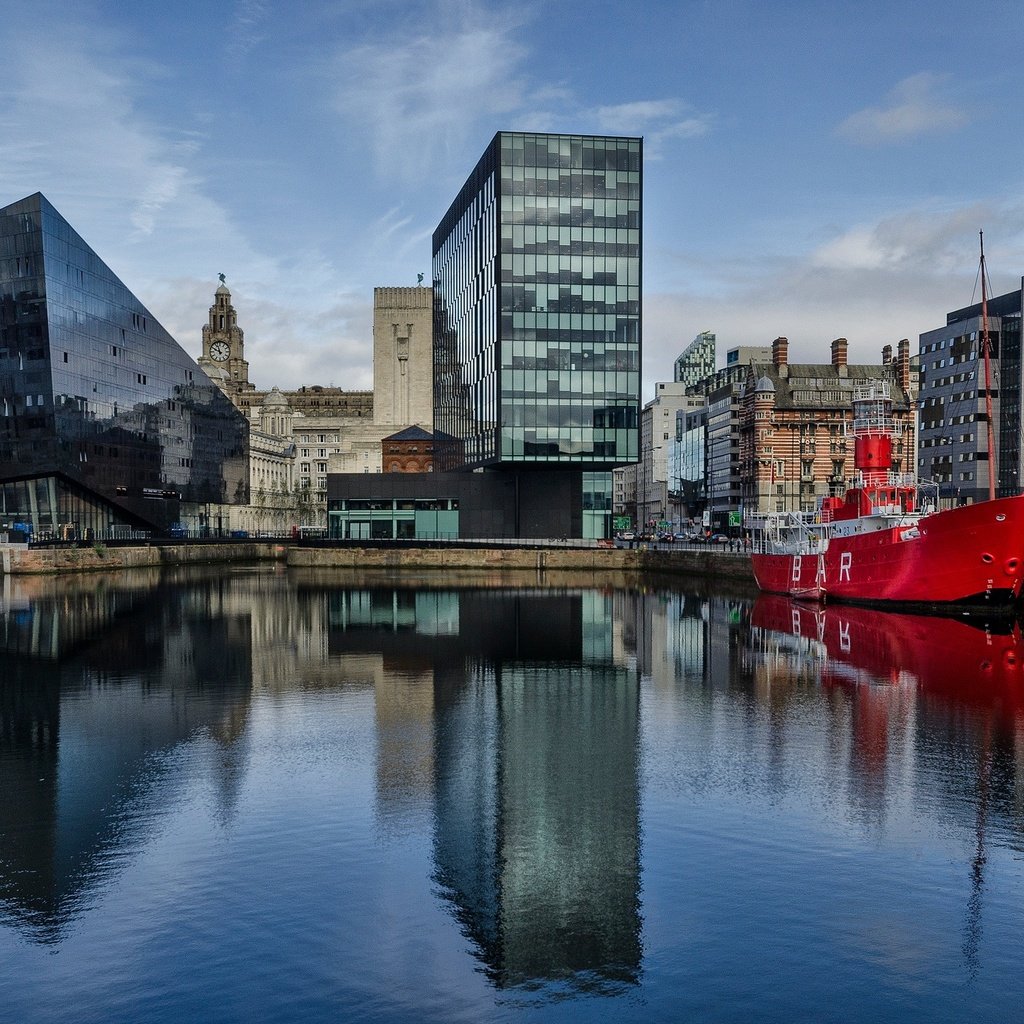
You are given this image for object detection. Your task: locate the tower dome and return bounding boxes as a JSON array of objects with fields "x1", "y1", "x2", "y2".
[{"x1": 260, "y1": 387, "x2": 293, "y2": 438}]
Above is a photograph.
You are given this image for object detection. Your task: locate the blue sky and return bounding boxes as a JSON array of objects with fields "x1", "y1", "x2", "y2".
[{"x1": 3, "y1": 0, "x2": 1023, "y2": 397}]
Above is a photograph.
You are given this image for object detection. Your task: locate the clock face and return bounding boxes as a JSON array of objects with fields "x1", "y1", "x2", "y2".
[{"x1": 210, "y1": 341, "x2": 230, "y2": 361}]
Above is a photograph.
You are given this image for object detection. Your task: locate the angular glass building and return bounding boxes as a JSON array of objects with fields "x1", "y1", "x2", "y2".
[
  {"x1": 0, "y1": 193, "x2": 248, "y2": 539},
  {"x1": 432, "y1": 132, "x2": 642, "y2": 474}
]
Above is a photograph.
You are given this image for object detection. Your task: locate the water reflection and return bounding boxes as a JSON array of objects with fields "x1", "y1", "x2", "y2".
[
  {"x1": 0, "y1": 571, "x2": 255, "y2": 943},
  {"x1": 748, "y1": 595, "x2": 1024, "y2": 983},
  {"x1": 322, "y1": 585, "x2": 643, "y2": 991},
  {"x1": 1, "y1": 570, "x2": 1023, "y2": 1019},
  {"x1": 0, "y1": 571, "x2": 645, "y2": 994}
]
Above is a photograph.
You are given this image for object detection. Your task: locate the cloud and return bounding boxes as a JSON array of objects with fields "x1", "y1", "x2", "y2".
[
  {"x1": 131, "y1": 160, "x2": 196, "y2": 235},
  {"x1": 592, "y1": 99, "x2": 712, "y2": 156},
  {"x1": 0, "y1": 6, "x2": 379, "y2": 391},
  {"x1": 640, "y1": 202, "x2": 1024, "y2": 398},
  {"x1": 329, "y1": 3, "x2": 713, "y2": 181},
  {"x1": 228, "y1": 0, "x2": 272, "y2": 62},
  {"x1": 836, "y1": 73, "x2": 968, "y2": 146},
  {"x1": 811, "y1": 205, "x2": 1024, "y2": 273},
  {"x1": 0, "y1": 15, "x2": 223, "y2": 250},
  {"x1": 595, "y1": 99, "x2": 710, "y2": 135},
  {"x1": 330, "y1": 5, "x2": 530, "y2": 183}
]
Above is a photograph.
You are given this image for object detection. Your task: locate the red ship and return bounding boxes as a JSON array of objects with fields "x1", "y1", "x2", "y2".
[{"x1": 750, "y1": 238, "x2": 1024, "y2": 609}]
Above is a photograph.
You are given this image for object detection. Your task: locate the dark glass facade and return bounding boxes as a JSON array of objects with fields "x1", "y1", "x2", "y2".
[
  {"x1": 327, "y1": 469, "x2": 585, "y2": 540},
  {"x1": 0, "y1": 193, "x2": 248, "y2": 537},
  {"x1": 432, "y1": 132, "x2": 642, "y2": 472}
]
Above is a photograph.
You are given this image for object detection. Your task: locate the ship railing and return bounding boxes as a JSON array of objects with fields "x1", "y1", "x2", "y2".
[
  {"x1": 745, "y1": 510, "x2": 824, "y2": 554},
  {"x1": 848, "y1": 470, "x2": 916, "y2": 489}
]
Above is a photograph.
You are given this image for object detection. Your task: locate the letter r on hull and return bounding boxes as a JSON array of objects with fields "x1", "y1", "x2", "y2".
[{"x1": 839, "y1": 552, "x2": 852, "y2": 582}]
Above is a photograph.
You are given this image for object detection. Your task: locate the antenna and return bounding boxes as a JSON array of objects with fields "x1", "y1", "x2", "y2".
[{"x1": 980, "y1": 231, "x2": 995, "y2": 502}]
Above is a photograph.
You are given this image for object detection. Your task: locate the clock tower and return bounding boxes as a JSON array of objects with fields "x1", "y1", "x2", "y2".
[{"x1": 198, "y1": 275, "x2": 253, "y2": 402}]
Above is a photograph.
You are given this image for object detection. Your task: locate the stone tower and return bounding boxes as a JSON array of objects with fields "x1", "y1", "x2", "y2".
[
  {"x1": 199, "y1": 277, "x2": 254, "y2": 402},
  {"x1": 372, "y1": 286, "x2": 433, "y2": 428}
]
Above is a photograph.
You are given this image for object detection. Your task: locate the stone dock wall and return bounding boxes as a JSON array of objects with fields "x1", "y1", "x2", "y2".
[{"x1": 1, "y1": 541, "x2": 756, "y2": 582}]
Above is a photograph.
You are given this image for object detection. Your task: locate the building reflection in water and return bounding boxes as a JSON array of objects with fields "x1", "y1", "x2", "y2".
[
  {"x1": 325, "y1": 585, "x2": 643, "y2": 993},
  {"x1": 0, "y1": 570, "x2": 256, "y2": 943},
  {"x1": 4, "y1": 567, "x2": 1024, "y2": 999}
]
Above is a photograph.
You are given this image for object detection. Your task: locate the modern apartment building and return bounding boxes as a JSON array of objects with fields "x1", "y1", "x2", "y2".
[
  {"x1": 918, "y1": 284, "x2": 1023, "y2": 502},
  {"x1": 673, "y1": 331, "x2": 716, "y2": 388}
]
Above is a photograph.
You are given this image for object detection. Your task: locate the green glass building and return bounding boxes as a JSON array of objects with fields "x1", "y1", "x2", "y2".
[{"x1": 432, "y1": 132, "x2": 642, "y2": 474}]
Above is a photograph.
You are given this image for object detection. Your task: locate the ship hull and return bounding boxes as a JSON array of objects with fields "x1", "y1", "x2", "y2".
[{"x1": 751, "y1": 495, "x2": 1024, "y2": 607}]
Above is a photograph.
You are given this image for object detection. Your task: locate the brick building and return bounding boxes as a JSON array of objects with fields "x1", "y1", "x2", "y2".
[
  {"x1": 739, "y1": 337, "x2": 916, "y2": 515},
  {"x1": 382, "y1": 426, "x2": 434, "y2": 473}
]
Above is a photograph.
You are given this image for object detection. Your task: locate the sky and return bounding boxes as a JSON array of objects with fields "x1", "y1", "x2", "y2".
[{"x1": 3, "y1": 0, "x2": 1023, "y2": 398}]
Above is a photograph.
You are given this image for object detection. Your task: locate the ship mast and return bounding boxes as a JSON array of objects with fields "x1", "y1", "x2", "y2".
[{"x1": 980, "y1": 231, "x2": 996, "y2": 502}]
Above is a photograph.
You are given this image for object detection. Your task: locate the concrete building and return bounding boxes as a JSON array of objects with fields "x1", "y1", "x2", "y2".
[
  {"x1": 636, "y1": 382, "x2": 704, "y2": 531},
  {"x1": 613, "y1": 462, "x2": 637, "y2": 527},
  {"x1": 195, "y1": 283, "x2": 435, "y2": 531},
  {"x1": 372, "y1": 287, "x2": 434, "y2": 429}
]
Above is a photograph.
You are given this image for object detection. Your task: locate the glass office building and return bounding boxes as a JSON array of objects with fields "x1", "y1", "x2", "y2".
[
  {"x1": 432, "y1": 132, "x2": 642, "y2": 473},
  {"x1": 0, "y1": 193, "x2": 248, "y2": 538}
]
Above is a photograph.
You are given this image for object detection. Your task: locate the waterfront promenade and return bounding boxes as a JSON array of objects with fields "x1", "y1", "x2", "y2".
[{"x1": 0, "y1": 538, "x2": 756, "y2": 582}]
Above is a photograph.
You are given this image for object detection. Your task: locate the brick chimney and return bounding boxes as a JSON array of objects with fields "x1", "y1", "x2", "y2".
[
  {"x1": 897, "y1": 338, "x2": 911, "y2": 392},
  {"x1": 882, "y1": 344, "x2": 892, "y2": 365},
  {"x1": 831, "y1": 337, "x2": 848, "y2": 367},
  {"x1": 772, "y1": 336, "x2": 788, "y2": 368}
]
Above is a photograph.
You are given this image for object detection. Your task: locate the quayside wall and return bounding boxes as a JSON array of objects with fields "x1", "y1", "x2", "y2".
[{"x1": 1, "y1": 541, "x2": 756, "y2": 582}]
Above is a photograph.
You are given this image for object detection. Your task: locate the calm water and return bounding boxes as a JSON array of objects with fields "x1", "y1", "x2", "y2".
[{"x1": 1, "y1": 565, "x2": 1022, "y2": 1023}]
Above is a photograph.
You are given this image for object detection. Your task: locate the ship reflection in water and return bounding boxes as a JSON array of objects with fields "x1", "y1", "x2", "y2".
[
  {"x1": 1, "y1": 569, "x2": 1023, "y2": 1023},
  {"x1": 750, "y1": 594, "x2": 1024, "y2": 717},
  {"x1": 749, "y1": 595, "x2": 1024, "y2": 981}
]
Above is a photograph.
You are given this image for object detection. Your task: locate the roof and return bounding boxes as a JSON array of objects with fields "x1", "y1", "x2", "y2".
[
  {"x1": 383, "y1": 425, "x2": 434, "y2": 442},
  {"x1": 745, "y1": 363, "x2": 911, "y2": 409}
]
